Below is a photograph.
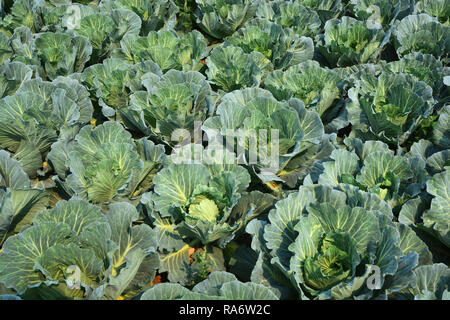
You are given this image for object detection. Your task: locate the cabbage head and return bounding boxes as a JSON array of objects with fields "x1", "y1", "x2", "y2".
[
  {"x1": 347, "y1": 70, "x2": 434, "y2": 146},
  {"x1": 248, "y1": 184, "x2": 432, "y2": 299}
]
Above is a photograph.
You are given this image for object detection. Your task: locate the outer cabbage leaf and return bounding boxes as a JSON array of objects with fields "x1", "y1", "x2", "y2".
[
  {"x1": 141, "y1": 271, "x2": 278, "y2": 300},
  {"x1": 243, "y1": 218, "x2": 298, "y2": 299},
  {"x1": 99, "y1": 202, "x2": 159, "y2": 299},
  {"x1": 422, "y1": 169, "x2": 450, "y2": 247},
  {"x1": 392, "y1": 264, "x2": 449, "y2": 300},
  {"x1": 432, "y1": 105, "x2": 450, "y2": 149},
  {"x1": 122, "y1": 138, "x2": 166, "y2": 200},
  {"x1": 396, "y1": 223, "x2": 433, "y2": 267},
  {"x1": 0, "y1": 150, "x2": 49, "y2": 245},
  {"x1": 406, "y1": 139, "x2": 450, "y2": 175},
  {"x1": 0, "y1": 31, "x2": 12, "y2": 64},
  {"x1": 140, "y1": 192, "x2": 186, "y2": 253},
  {"x1": 0, "y1": 61, "x2": 32, "y2": 98},
  {"x1": 296, "y1": 0, "x2": 342, "y2": 23},
  {"x1": 141, "y1": 282, "x2": 205, "y2": 299}
]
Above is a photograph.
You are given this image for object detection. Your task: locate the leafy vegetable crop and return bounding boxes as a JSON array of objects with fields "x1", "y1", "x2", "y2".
[{"x1": 0, "y1": 0, "x2": 448, "y2": 301}]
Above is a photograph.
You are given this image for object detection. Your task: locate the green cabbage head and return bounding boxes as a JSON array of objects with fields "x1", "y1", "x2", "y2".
[{"x1": 250, "y1": 184, "x2": 432, "y2": 299}]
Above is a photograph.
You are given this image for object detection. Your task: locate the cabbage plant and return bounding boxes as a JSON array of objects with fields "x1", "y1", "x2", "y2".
[
  {"x1": 225, "y1": 18, "x2": 314, "y2": 69},
  {"x1": 1, "y1": 28, "x2": 93, "y2": 81},
  {"x1": 0, "y1": 0, "x2": 46, "y2": 35},
  {"x1": 317, "y1": 16, "x2": 387, "y2": 67},
  {"x1": 100, "y1": 0, "x2": 179, "y2": 34},
  {"x1": 74, "y1": 8, "x2": 141, "y2": 62},
  {"x1": 350, "y1": 0, "x2": 414, "y2": 29},
  {"x1": 140, "y1": 144, "x2": 275, "y2": 284},
  {"x1": 296, "y1": 0, "x2": 342, "y2": 23},
  {"x1": 205, "y1": 45, "x2": 268, "y2": 92},
  {"x1": 53, "y1": 121, "x2": 165, "y2": 204},
  {"x1": 0, "y1": 77, "x2": 93, "y2": 177},
  {"x1": 141, "y1": 271, "x2": 279, "y2": 300},
  {"x1": 203, "y1": 88, "x2": 333, "y2": 187},
  {"x1": 34, "y1": 31, "x2": 92, "y2": 80},
  {"x1": 414, "y1": 0, "x2": 449, "y2": 25},
  {"x1": 126, "y1": 69, "x2": 216, "y2": 143},
  {"x1": 256, "y1": 1, "x2": 322, "y2": 38},
  {"x1": 317, "y1": 138, "x2": 427, "y2": 210},
  {"x1": 393, "y1": 14, "x2": 450, "y2": 64},
  {"x1": 143, "y1": 144, "x2": 274, "y2": 248},
  {"x1": 81, "y1": 58, "x2": 162, "y2": 119},
  {"x1": 111, "y1": 30, "x2": 208, "y2": 72},
  {"x1": 0, "y1": 199, "x2": 159, "y2": 300},
  {"x1": 347, "y1": 70, "x2": 434, "y2": 146},
  {"x1": 264, "y1": 60, "x2": 348, "y2": 132},
  {"x1": 0, "y1": 149, "x2": 49, "y2": 246},
  {"x1": 247, "y1": 184, "x2": 432, "y2": 299},
  {"x1": 384, "y1": 52, "x2": 450, "y2": 105},
  {"x1": 194, "y1": 0, "x2": 257, "y2": 39}
]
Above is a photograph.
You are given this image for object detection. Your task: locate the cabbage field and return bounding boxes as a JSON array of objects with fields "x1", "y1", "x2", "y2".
[{"x1": 0, "y1": 0, "x2": 449, "y2": 301}]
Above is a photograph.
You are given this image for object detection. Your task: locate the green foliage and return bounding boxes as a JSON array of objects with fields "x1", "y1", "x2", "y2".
[
  {"x1": 0, "y1": 0, "x2": 448, "y2": 302},
  {"x1": 0, "y1": 199, "x2": 159, "y2": 299},
  {"x1": 317, "y1": 16, "x2": 387, "y2": 67},
  {"x1": 347, "y1": 70, "x2": 434, "y2": 146},
  {"x1": 194, "y1": 0, "x2": 257, "y2": 39},
  {"x1": 393, "y1": 14, "x2": 450, "y2": 64}
]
